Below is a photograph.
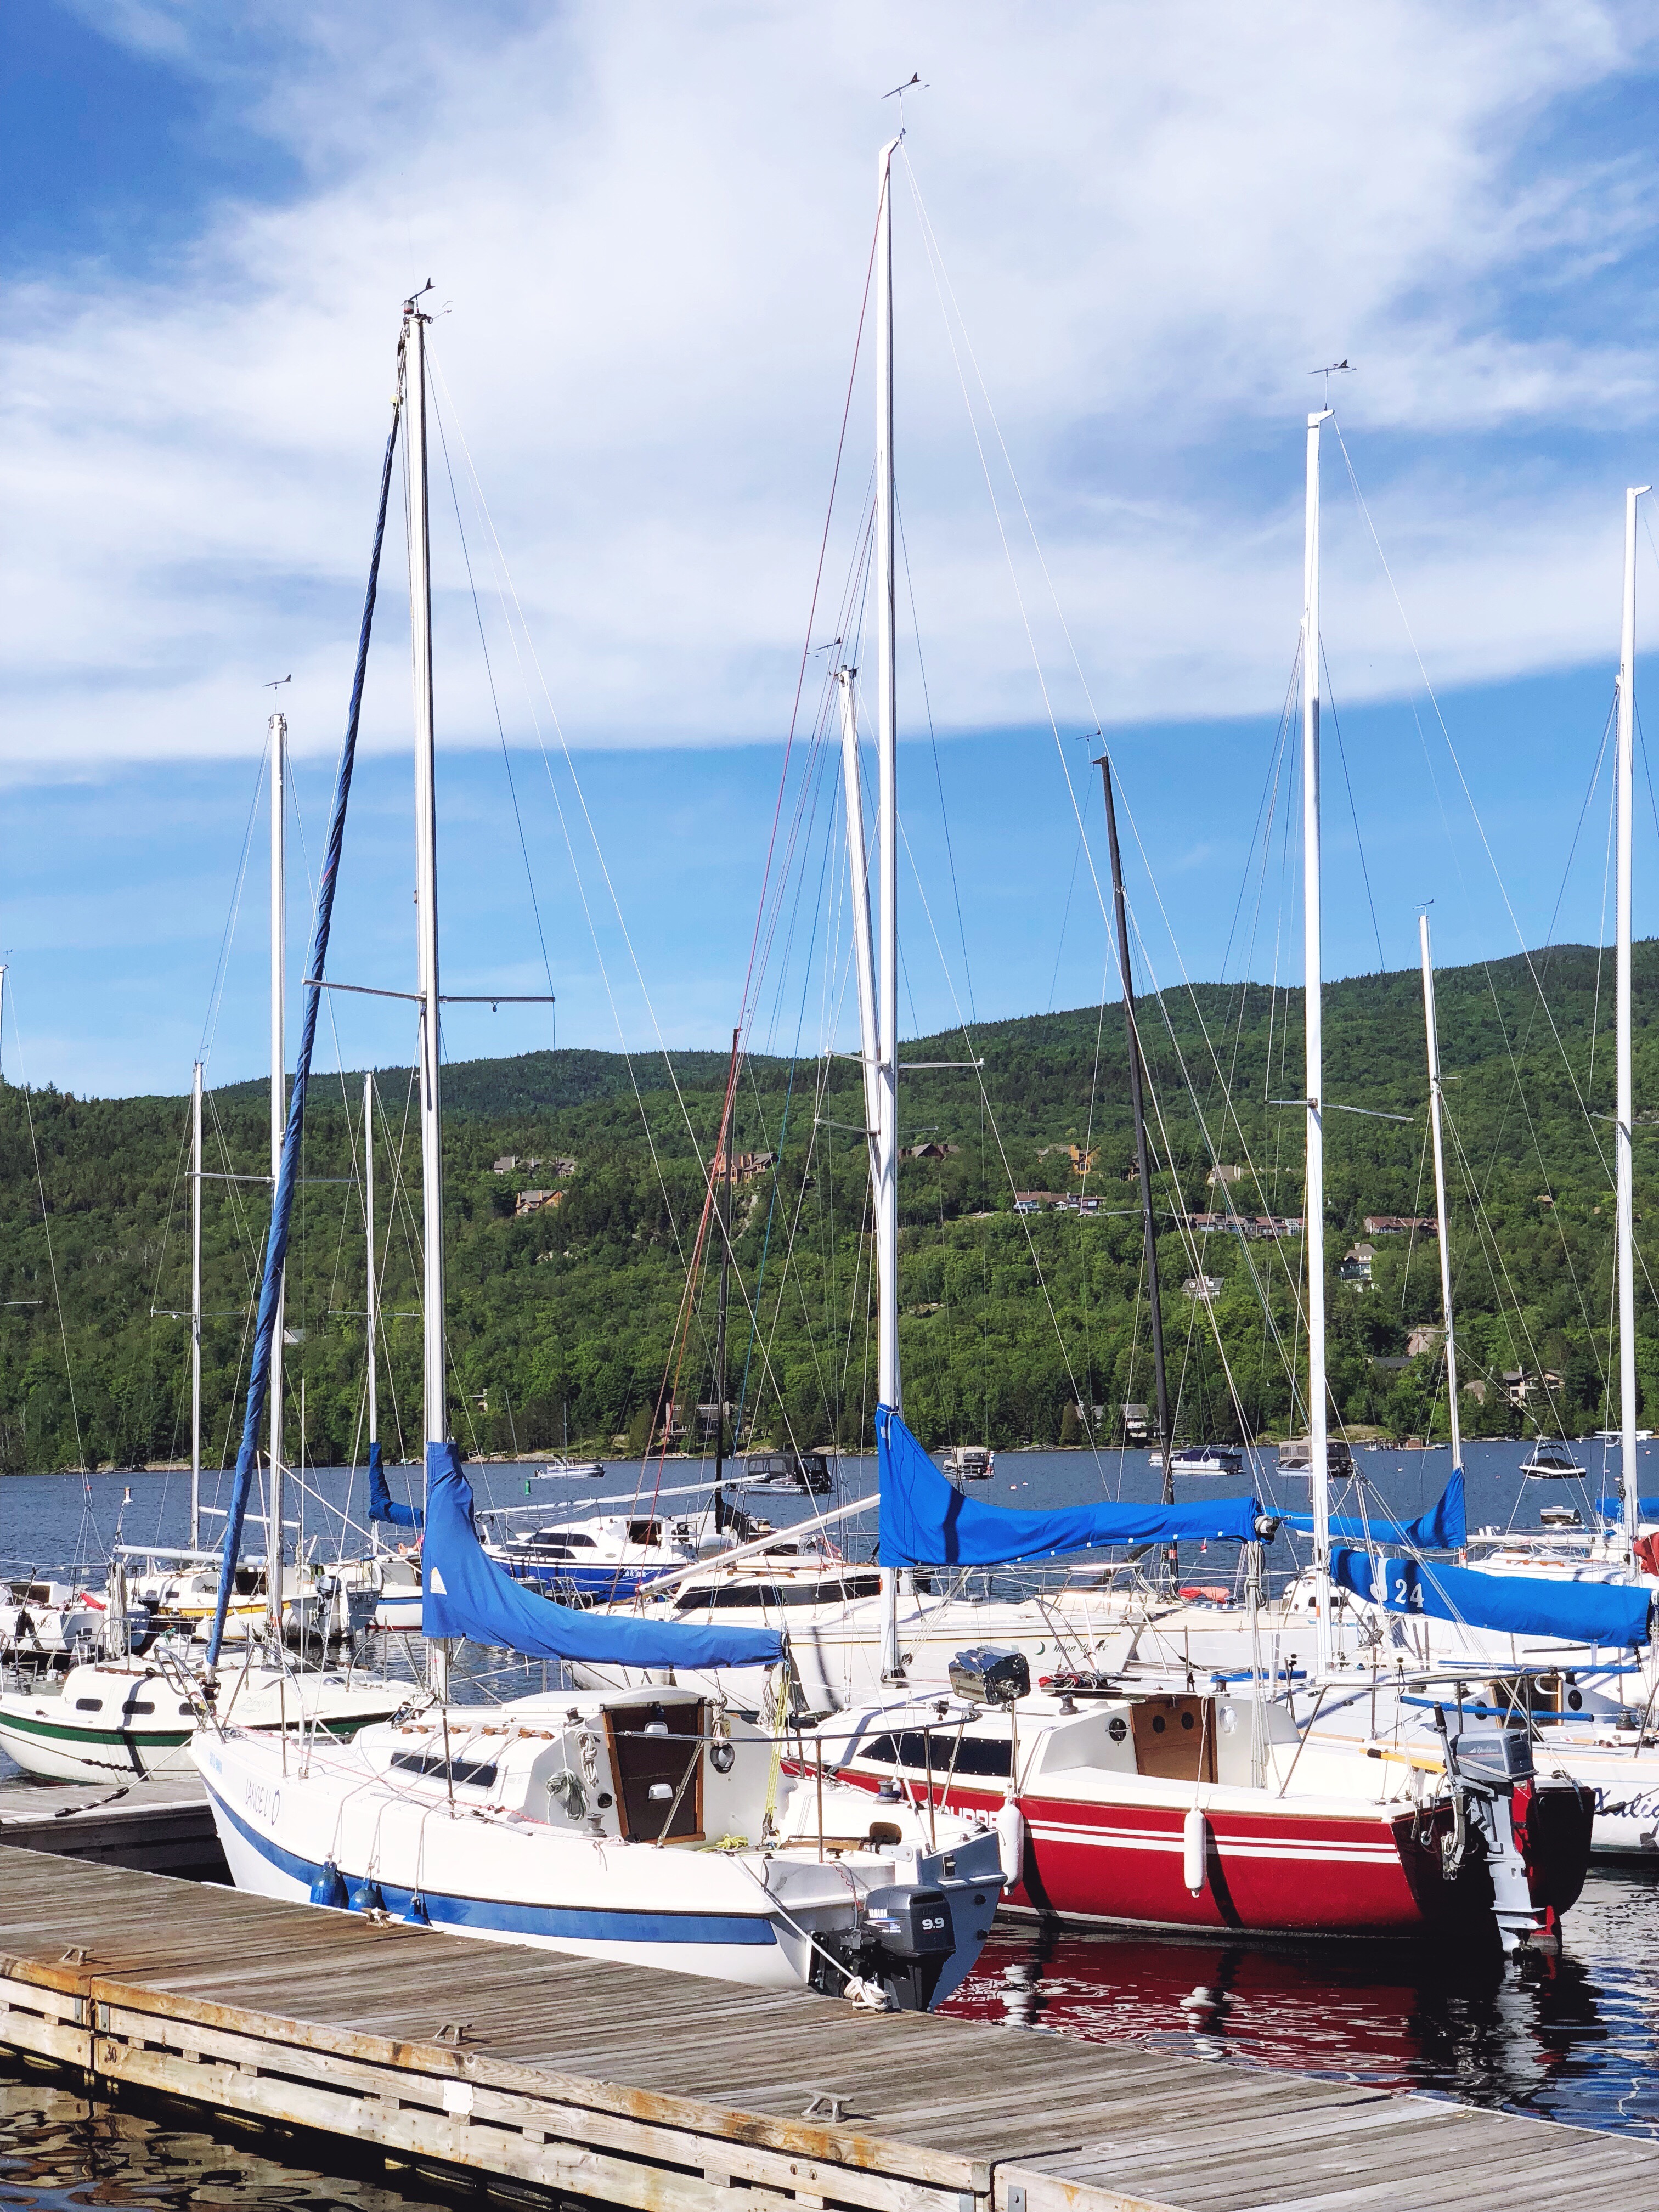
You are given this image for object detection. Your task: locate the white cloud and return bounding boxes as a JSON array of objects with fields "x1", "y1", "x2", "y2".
[{"x1": 8, "y1": 0, "x2": 1659, "y2": 766}]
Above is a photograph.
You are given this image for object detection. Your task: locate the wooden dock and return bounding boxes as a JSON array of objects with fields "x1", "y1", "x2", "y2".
[
  {"x1": 2, "y1": 1847, "x2": 1656, "y2": 2212},
  {"x1": 0, "y1": 1774, "x2": 225, "y2": 1879}
]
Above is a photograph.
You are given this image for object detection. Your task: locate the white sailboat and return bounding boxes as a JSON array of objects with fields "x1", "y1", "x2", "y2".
[{"x1": 193, "y1": 282, "x2": 1005, "y2": 2005}]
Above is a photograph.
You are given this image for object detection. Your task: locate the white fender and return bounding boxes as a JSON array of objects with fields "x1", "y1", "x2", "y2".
[
  {"x1": 1183, "y1": 1805, "x2": 1209, "y2": 1895},
  {"x1": 996, "y1": 1794, "x2": 1026, "y2": 1887}
]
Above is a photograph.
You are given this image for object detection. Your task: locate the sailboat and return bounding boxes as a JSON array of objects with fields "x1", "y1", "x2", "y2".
[
  {"x1": 0, "y1": 806, "x2": 404, "y2": 1784},
  {"x1": 803, "y1": 392, "x2": 1598, "y2": 1950},
  {"x1": 191, "y1": 289, "x2": 1005, "y2": 2005}
]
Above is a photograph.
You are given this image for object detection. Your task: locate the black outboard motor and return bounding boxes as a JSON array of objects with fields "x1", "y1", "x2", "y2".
[
  {"x1": 860, "y1": 1884, "x2": 956, "y2": 2010},
  {"x1": 1441, "y1": 1715, "x2": 1548, "y2": 1954},
  {"x1": 948, "y1": 1646, "x2": 1030, "y2": 1705}
]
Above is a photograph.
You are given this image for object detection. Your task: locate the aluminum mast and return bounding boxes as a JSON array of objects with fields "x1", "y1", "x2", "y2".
[
  {"x1": 1302, "y1": 410, "x2": 1334, "y2": 1675},
  {"x1": 874, "y1": 138, "x2": 902, "y2": 1682},
  {"x1": 191, "y1": 1059, "x2": 204, "y2": 1552},
  {"x1": 404, "y1": 298, "x2": 449, "y2": 1695},
  {"x1": 1617, "y1": 485, "x2": 1649, "y2": 1556},
  {"x1": 267, "y1": 712, "x2": 286, "y2": 1648},
  {"x1": 1418, "y1": 916, "x2": 1462, "y2": 1480}
]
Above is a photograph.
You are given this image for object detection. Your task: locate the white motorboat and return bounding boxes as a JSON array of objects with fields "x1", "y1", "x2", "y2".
[
  {"x1": 1521, "y1": 1442, "x2": 1587, "y2": 1479},
  {"x1": 0, "y1": 1578, "x2": 103, "y2": 1662},
  {"x1": 1160, "y1": 1444, "x2": 1243, "y2": 1480},
  {"x1": 940, "y1": 1446, "x2": 995, "y2": 1482},
  {"x1": 195, "y1": 1683, "x2": 1003, "y2": 2005}
]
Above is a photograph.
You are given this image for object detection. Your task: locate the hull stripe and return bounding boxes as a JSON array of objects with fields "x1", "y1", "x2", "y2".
[{"x1": 207, "y1": 1784, "x2": 779, "y2": 1946}]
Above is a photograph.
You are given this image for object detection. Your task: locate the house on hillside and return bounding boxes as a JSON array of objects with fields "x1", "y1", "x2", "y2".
[
  {"x1": 1407, "y1": 1324, "x2": 1446, "y2": 1358},
  {"x1": 711, "y1": 1148, "x2": 777, "y2": 1185},
  {"x1": 1014, "y1": 1192, "x2": 1067, "y2": 1214},
  {"x1": 494, "y1": 1154, "x2": 543, "y2": 1174},
  {"x1": 1339, "y1": 1242, "x2": 1375, "y2": 1286},
  {"x1": 1207, "y1": 1163, "x2": 1244, "y2": 1187},
  {"x1": 1182, "y1": 1275, "x2": 1224, "y2": 1303},
  {"x1": 1501, "y1": 1366, "x2": 1563, "y2": 1409},
  {"x1": 515, "y1": 1188, "x2": 565, "y2": 1217},
  {"x1": 1364, "y1": 1215, "x2": 1435, "y2": 1236}
]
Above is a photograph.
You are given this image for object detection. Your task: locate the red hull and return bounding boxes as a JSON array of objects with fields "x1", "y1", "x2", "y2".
[{"x1": 830, "y1": 1768, "x2": 1494, "y2": 1939}]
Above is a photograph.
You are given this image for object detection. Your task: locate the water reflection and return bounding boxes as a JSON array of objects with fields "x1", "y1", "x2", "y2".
[
  {"x1": 944, "y1": 1866, "x2": 1659, "y2": 2138},
  {"x1": 0, "y1": 2067, "x2": 447, "y2": 2212}
]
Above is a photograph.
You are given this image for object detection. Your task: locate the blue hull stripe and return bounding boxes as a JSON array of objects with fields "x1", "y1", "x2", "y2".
[{"x1": 208, "y1": 1783, "x2": 777, "y2": 1946}]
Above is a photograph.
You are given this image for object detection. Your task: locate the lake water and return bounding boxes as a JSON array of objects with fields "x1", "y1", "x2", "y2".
[{"x1": 3, "y1": 1441, "x2": 1658, "y2": 2158}]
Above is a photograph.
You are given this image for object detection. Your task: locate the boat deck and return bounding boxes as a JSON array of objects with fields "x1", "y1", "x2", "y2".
[{"x1": 3, "y1": 1847, "x2": 1656, "y2": 2212}]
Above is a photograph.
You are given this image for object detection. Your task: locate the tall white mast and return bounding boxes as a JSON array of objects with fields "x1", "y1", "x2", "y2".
[
  {"x1": 364, "y1": 1070, "x2": 378, "y2": 1450},
  {"x1": 874, "y1": 139, "x2": 902, "y2": 1681},
  {"x1": 404, "y1": 300, "x2": 448, "y2": 1695},
  {"x1": 191, "y1": 1059, "x2": 204, "y2": 1552},
  {"x1": 1302, "y1": 410, "x2": 1333, "y2": 1675},
  {"x1": 267, "y1": 711, "x2": 286, "y2": 1646},
  {"x1": 837, "y1": 671, "x2": 881, "y2": 1160},
  {"x1": 1617, "y1": 485, "x2": 1649, "y2": 1555},
  {"x1": 1418, "y1": 917, "x2": 1462, "y2": 1482}
]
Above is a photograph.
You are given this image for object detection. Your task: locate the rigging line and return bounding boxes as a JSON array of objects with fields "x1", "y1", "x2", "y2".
[
  {"x1": 1331, "y1": 422, "x2": 1612, "y2": 1169},
  {"x1": 8, "y1": 986, "x2": 89, "y2": 1482},
  {"x1": 428, "y1": 372, "x2": 558, "y2": 1022},
  {"x1": 894, "y1": 484, "x2": 977, "y2": 1024},
  {"x1": 199, "y1": 737, "x2": 270, "y2": 1064},
  {"x1": 1318, "y1": 643, "x2": 1385, "y2": 971}
]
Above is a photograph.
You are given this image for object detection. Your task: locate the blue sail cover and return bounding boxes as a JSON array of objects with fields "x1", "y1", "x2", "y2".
[
  {"x1": 368, "y1": 1442, "x2": 423, "y2": 1530},
  {"x1": 877, "y1": 1405, "x2": 1263, "y2": 1567},
  {"x1": 1596, "y1": 1496, "x2": 1659, "y2": 1523},
  {"x1": 1284, "y1": 1470, "x2": 1465, "y2": 1552},
  {"x1": 422, "y1": 1442, "x2": 785, "y2": 1668},
  {"x1": 1330, "y1": 1544, "x2": 1652, "y2": 1646}
]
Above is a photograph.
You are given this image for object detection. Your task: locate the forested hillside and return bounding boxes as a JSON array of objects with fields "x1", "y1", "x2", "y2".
[{"x1": 2, "y1": 939, "x2": 1657, "y2": 1472}]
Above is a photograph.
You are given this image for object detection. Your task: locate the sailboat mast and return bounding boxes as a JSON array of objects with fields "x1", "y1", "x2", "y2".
[
  {"x1": 1418, "y1": 916, "x2": 1462, "y2": 1477},
  {"x1": 404, "y1": 304, "x2": 447, "y2": 1478},
  {"x1": 268, "y1": 710, "x2": 286, "y2": 1648},
  {"x1": 1617, "y1": 484, "x2": 1649, "y2": 1555},
  {"x1": 1301, "y1": 409, "x2": 1333, "y2": 1675},
  {"x1": 838, "y1": 670, "x2": 881, "y2": 1157},
  {"x1": 191, "y1": 1059, "x2": 204, "y2": 1551},
  {"x1": 874, "y1": 138, "x2": 902, "y2": 1681},
  {"x1": 714, "y1": 1028, "x2": 738, "y2": 1484},
  {"x1": 364, "y1": 1071, "x2": 377, "y2": 1448},
  {"x1": 1097, "y1": 753, "x2": 1171, "y2": 1504}
]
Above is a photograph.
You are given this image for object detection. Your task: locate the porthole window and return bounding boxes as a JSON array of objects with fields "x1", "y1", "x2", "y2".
[
  {"x1": 1107, "y1": 1716, "x2": 1128, "y2": 1742},
  {"x1": 1151, "y1": 1714, "x2": 1167, "y2": 1734},
  {"x1": 1181, "y1": 1711, "x2": 1195, "y2": 1731}
]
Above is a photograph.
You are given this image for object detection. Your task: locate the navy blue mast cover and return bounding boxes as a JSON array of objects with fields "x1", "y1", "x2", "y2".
[
  {"x1": 368, "y1": 1441, "x2": 422, "y2": 1530},
  {"x1": 1597, "y1": 1496, "x2": 1659, "y2": 1523},
  {"x1": 422, "y1": 1442, "x2": 785, "y2": 1668},
  {"x1": 1330, "y1": 1543, "x2": 1652, "y2": 1646},
  {"x1": 877, "y1": 1405, "x2": 1263, "y2": 1566},
  {"x1": 1283, "y1": 1470, "x2": 1465, "y2": 1552}
]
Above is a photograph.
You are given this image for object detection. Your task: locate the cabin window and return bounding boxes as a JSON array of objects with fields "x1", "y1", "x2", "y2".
[
  {"x1": 127, "y1": 1702, "x2": 155, "y2": 1716},
  {"x1": 389, "y1": 1750, "x2": 499, "y2": 1789},
  {"x1": 75, "y1": 1698, "x2": 101, "y2": 1712},
  {"x1": 625, "y1": 1520, "x2": 663, "y2": 1548},
  {"x1": 859, "y1": 1730, "x2": 1012, "y2": 1779}
]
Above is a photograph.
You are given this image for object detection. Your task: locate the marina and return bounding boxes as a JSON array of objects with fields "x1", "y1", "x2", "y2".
[{"x1": 8, "y1": 1846, "x2": 1659, "y2": 2212}]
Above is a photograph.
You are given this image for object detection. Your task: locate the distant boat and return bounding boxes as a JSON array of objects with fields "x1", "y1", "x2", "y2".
[
  {"x1": 1521, "y1": 1442, "x2": 1587, "y2": 1480},
  {"x1": 1155, "y1": 1445, "x2": 1242, "y2": 1479},
  {"x1": 940, "y1": 1445, "x2": 995, "y2": 1482},
  {"x1": 736, "y1": 1450, "x2": 833, "y2": 1495},
  {"x1": 1595, "y1": 1427, "x2": 1654, "y2": 1443},
  {"x1": 1275, "y1": 1438, "x2": 1356, "y2": 1479}
]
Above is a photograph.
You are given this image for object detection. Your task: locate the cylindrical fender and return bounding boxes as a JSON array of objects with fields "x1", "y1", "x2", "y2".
[
  {"x1": 996, "y1": 1794, "x2": 1026, "y2": 1887},
  {"x1": 1183, "y1": 1805, "x2": 1209, "y2": 1895}
]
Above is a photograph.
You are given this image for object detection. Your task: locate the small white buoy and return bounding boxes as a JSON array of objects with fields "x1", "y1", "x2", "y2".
[
  {"x1": 1183, "y1": 1805, "x2": 1208, "y2": 1895},
  {"x1": 996, "y1": 1794, "x2": 1026, "y2": 1887}
]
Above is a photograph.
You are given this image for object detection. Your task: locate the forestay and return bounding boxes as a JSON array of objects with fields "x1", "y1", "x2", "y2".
[
  {"x1": 421, "y1": 1442, "x2": 785, "y2": 1668},
  {"x1": 877, "y1": 1406, "x2": 1265, "y2": 1567},
  {"x1": 1330, "y1": 1542, "x2": 1652, "y2": 1646}
]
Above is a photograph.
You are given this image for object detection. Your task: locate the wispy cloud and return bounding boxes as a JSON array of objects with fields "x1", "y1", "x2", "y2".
[{"x1": 7, "y1": 1, "x2": 1659, "y2": 766}]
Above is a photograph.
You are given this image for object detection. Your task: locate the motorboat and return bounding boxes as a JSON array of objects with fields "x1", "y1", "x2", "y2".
[
  {"x1": 1, "y1": 1578, "x2": 104, "y2": 1664},
  {"x1": 735, "y1": 1450, "x2": 834, "y2": 1495},
  {"x1": 941, "y1": 1446, "x2": 995, "y2": 1482},
  {"x1": 1160, "y1": 1445, "x2": 1243, "y2": 1479},
  {"x1": 1276, "y1": 1437, "x2": 1356, "y2": 1479},
  {"x1": 1520, "y1": 1442, "x2": 1587, "y2": 1480},
  {"x1": 195, "y1": 1681, "x2": 1004, "y2": 2006}
]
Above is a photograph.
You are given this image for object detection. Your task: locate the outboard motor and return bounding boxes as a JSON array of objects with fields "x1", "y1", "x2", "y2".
[
  {"x1": 1442, "y1": 1719, "x2": 1550, "y2": 1955},
  {"x1": 808, "y1": 1882, "x2": 957, "y2": 2012}
]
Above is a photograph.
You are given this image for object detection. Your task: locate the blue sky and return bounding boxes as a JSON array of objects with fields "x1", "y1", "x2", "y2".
[{"x1": 4, "y1": 3, "x2": 1659, "y2": 1097}]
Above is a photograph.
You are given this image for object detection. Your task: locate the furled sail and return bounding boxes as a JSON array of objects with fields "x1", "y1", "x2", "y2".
[
  {"x1": 422, "y1": 1442, "x2": 785, "y2": 1668},
  {"x1": 1283, "y1": 1470, "x2": 1465, "y2": 1553},
  {"x1": 877, "y1": 1406, "x2": 1265, "y2": 1567},
  {"x1": 368, "y1": 1441, "x2": 423, "y2": 1530},
  {"x1": 1330, "y1": 1543, "x2": 1652, "y2": 1646}
]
